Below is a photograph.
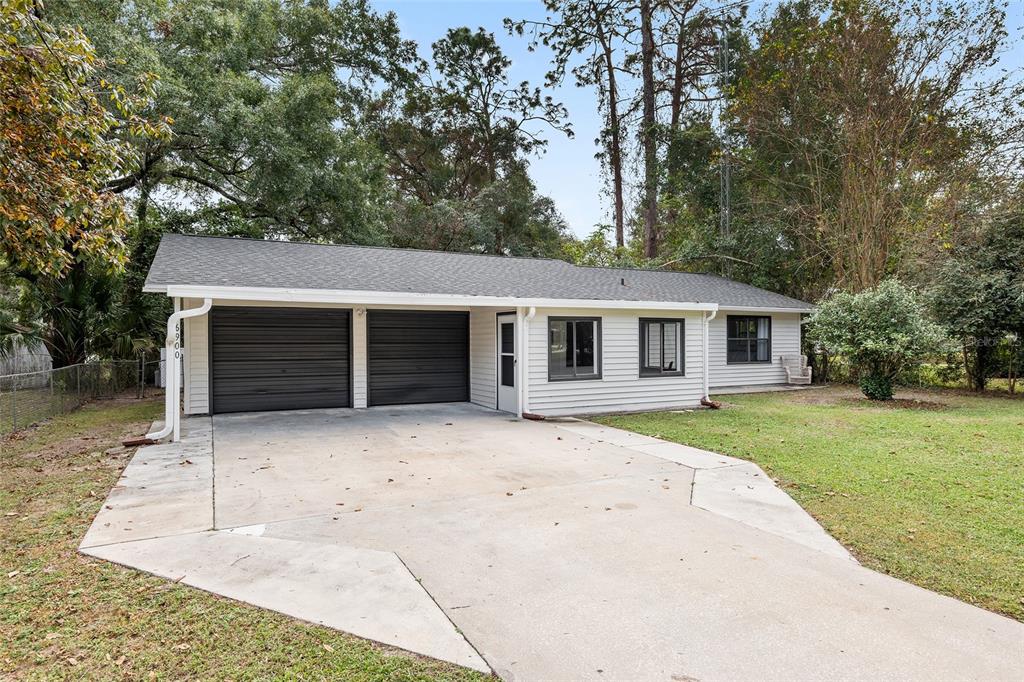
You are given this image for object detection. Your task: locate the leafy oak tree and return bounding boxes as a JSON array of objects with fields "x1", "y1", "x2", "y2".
[{"x1": 45, "y1": 0, "x2": 420, "y2": 243}]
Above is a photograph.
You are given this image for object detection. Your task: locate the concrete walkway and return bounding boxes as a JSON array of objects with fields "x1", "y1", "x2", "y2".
[{"x1": 81, "y1": 404, "x2": 1024, "y2": 681}]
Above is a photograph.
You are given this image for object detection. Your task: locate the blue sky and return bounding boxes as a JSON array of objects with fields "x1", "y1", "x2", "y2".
[{"x1": 373, "y1": 0, "x2": 1024, "y2": 238}]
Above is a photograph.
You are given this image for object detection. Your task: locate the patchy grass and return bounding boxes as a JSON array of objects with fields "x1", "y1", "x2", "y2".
[
  {"x1": 0, "y1": 396, "x2": 489, "y2": 680},
  {"x1": 595, "y1": 385, "x2": 1024, "y2": 621}
]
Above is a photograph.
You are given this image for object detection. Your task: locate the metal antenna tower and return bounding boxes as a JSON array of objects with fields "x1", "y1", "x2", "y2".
[{"x1": 718, "y1": 22, "x2": 732, "y2": 242}]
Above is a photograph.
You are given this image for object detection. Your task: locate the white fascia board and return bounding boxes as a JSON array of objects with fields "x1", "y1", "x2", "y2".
[
  {"x1": 161, "y1": 285, "x2": 719, "y2": 312},
  {"x1": 717, "y1": 305, "x2": 815, "y2": 313}
]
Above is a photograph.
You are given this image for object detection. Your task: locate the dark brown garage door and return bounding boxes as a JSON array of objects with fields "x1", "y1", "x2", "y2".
[
  {"x1": 210, "y1": 307, "x2": 351, "y2": 414},
  {"x1": 367, "y1": 310, "x2": 469, "y2": 406}
]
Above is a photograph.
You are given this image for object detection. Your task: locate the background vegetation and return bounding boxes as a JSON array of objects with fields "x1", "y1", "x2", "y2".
[{"x1": 1, "y1": 0, "x2": 1022, "y2": 391}]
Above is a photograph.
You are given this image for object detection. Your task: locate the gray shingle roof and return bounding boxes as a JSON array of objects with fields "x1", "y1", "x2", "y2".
[{"x1": 143, "y1": 233, "x2": 813, "y2": 310}]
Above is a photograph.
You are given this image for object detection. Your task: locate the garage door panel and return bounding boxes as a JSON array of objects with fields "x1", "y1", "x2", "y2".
[
  {"x1": 210, "y1": 307, "x2": 351, "y2": 413},
  {"x1": 211, "y1": 363, "x2": 351, "y2": 380},
  {"x1": 208, "y1": 390, "x2": 351, "y2": 413},
  {"x1": 367, "y1": 310, "x2": 469, "y2": 406},
  {"x1": 369, "y1": 344, "x2": 469, "y2": 359},
  {"x1": 369, "y1": 371, "x2": 468, "y2": 386}
]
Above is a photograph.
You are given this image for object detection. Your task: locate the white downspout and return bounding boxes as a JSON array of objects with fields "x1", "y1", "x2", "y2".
[
  {"x1": 146, "y1": 297, "x2": 213, "y2": 442},
  {"x1": 521, "y1": 306, "x2": 536, "y2": 416},
  {"x1": 703, "y1": 308, "x2": 718, "y2": 400},
  {"x1": 515, "y1": 307, "x2": 525, "y2": 417}
]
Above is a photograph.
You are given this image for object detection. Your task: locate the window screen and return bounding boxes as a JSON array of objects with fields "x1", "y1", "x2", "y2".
[
  {"x1": 640, "y1": 319, "x2": 684, "y2": 376},
  {"x1": 548, "y1": 318, "x2": 601, "y2": 380}
]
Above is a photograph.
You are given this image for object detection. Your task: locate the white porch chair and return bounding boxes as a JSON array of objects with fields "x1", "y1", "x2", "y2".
[{"x1": 781, "y1": 355, "x2": 813, "y2": 385}]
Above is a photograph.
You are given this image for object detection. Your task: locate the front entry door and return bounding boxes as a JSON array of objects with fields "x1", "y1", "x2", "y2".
[{"x1": 497, "y1": 313, "x2": 517, "y2": 413}]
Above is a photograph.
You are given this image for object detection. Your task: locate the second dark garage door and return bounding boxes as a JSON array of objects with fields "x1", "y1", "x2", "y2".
[
  {"x1": 367, "y1": 310, "x2": 469, "y2": 406},
  {"x1": 210, "y1": 306, "x2": 351, "y2": 413}
]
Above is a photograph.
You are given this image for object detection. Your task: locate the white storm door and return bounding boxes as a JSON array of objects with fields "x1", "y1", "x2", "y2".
[{"x1": 496, "y1": 313, "x2": 518, "y2": 413}]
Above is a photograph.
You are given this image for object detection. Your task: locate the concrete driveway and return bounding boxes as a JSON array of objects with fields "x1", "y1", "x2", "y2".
[{"x1": 82, "y1": 404, "x2": 1024, "y2": 681}]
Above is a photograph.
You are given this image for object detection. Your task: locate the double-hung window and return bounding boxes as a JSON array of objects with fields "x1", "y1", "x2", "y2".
[
  {"x1": 639, "y1": 318, "x2": 684, "y2": 376},
  {"x1": 726, "y1": 315, "x2": 771, "y2": 364},
  {"x1": 548, "y1": 317, "x2": 601, "y2": 380}
]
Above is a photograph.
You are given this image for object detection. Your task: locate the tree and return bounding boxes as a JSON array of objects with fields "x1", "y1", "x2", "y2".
[
  {"x1": 389, "y1": 167, "x2": 569, "y2": 257},
  {"x1": 467, "y1": 168, "x2": 568, "y2": 257},
  {"x1": 808, "y1": 279, "x2": 948, "y2": 399},
  {"x1": 378, "y1": 27, "x2": 571, "y2": 201},
  {"x1": 560, "y1": 225, "x2": 639, "y2": 266},
  {"x1": 928, "y1": 191, "x2": 1024, "y2": 391},
  {"x1": 46, "y1": 0, "x2": 419, "y2": 243},
  {"x1": 509, "y1": 0, "x2": 632, "y2": 246},
  {"x1": 374, "y1": 26, "x2": 572, "y2": 254},
  {"x1": 730, "y1": 0, "x2": 1024, "y2": 297},
  {"x1": 638, "y1": 0, "x2": 659, "y2": 258},
  {"x1": 514, "y1": 1, "x2": 737, "y2": 256},
  {"x1": 0, "y1": 0, "x2": 169, "y2": 278}
]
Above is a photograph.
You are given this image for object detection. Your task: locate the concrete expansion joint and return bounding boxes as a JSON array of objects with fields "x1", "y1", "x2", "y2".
[{"x1": 391, "y1": 551, "x2": 494, "y2": 676}]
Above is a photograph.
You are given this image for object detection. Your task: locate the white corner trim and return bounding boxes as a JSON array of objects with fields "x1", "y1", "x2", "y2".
[{"x1": 158, "y1": 285, "x2": 720, "y2": 312}]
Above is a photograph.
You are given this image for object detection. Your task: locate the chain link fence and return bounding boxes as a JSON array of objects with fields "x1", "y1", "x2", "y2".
[{"x1": 0, "y1": 359, "x2": 164, "y2": 436}]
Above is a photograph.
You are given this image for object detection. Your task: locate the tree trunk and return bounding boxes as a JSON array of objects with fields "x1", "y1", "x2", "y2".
[
  {"x1": 640, "y1": 0, "x2": 659, "y2": 259},
  {"x1": 593, "y1": 4, "x2": 625, "y2": 247},
  {"x1": 137, "y1": 175, "x2": 150, "y2": 225},
  {"x1": 972, "y1": 342, "x2": 992, "y2": 392},
  {"x1": 669, "y1": 13, "x2": 687, "y2": 131}
]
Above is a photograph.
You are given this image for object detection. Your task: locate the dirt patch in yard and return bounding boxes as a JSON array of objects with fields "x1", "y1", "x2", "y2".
[
  {"x1": 782, "y1": 385, "x2": 956, "y2": 409},
  {"x1": 841, "y1": 397, "x2": 948, "y2": 411}
]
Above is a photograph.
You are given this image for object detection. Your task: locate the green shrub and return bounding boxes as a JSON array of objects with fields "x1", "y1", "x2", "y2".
[
  {"x1": 859, "y1": 374, "x2": 894, "y2": 400},
  {"x1": 808, "y1": 279, "x2": 949, "y2": 400}
]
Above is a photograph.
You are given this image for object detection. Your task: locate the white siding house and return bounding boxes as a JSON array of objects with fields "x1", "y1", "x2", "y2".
[{"x1": 147, "y1": 234, "x2": 814, "y2": 440}]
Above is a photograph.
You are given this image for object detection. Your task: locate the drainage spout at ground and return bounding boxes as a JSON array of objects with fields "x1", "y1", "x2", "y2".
[{"x1": 146, "y1": 298, "x2": 213, "y2": 442}]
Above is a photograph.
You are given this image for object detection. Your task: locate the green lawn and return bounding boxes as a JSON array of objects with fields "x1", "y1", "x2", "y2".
[
  {"x1": 595, "y1": 385, "x2": 1024, "y2": 621},
  {"x1": 0, "y1": 396, "x2": 488, "y2": 680}
]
